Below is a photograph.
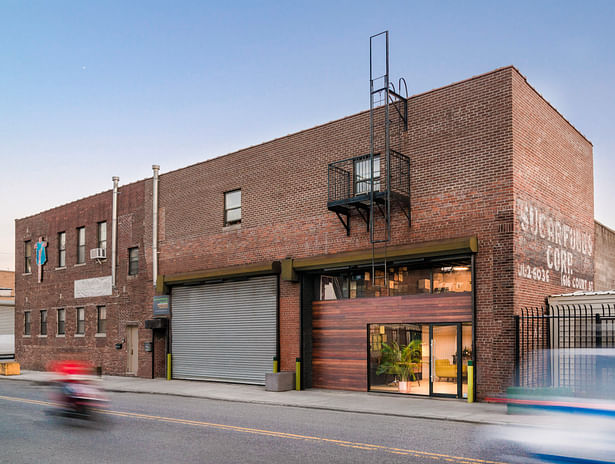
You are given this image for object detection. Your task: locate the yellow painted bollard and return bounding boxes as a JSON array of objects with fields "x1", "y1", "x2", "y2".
[
  {"x1": 167, "y1": 353, "x2": 172, "y2": 380},
  {"x1": 467, "y1": 360, "x2": 474, "y2": 403},
  {"x1": 295, "y1": 357, "x2": 301, "y2": 391},
  {"x1": 273, "y1": 356, "x2": 279, "y2": 373}
]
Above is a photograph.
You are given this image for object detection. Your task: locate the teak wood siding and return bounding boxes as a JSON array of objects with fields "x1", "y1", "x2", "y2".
[{"x1": 311, "y1": 292, "x2": 472, "y2": 391}]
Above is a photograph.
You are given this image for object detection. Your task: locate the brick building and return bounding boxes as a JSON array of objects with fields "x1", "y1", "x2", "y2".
[
  {"x1": 15, "y1": 66, "x2": 598, "y2": 399},
  {"x1": 595, "y1": 221, "x2": 615, "y2": 291}
]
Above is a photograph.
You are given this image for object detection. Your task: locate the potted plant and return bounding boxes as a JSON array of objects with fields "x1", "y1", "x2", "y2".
[{"x1": 376, "y1": 339, "x2": 422, "y2": 393}]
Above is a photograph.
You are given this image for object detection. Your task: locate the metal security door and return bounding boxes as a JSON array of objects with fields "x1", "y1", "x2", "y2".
[
  {"x1": 0, "y1": 306, "x2": 14, "y2": 357},
  {"x1": 171, "y1": 275, "x2": 277, "y2": 385}
]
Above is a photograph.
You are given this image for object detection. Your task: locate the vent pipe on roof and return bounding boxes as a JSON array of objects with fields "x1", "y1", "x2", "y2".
[
  {"x1": 112, "y1": 176, "x2": 119, "y2": 288},
  {"x1": 152, "y1": 165, "x2": 160, "y2": 289}
]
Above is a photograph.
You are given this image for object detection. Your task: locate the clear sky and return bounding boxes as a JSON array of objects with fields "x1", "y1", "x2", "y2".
[{"x1": 1, "y1": 1, "x2": 614, "y2": 271}]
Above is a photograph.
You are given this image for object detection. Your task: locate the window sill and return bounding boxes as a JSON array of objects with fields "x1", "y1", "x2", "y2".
[
  {"x1": 23, "y1": 335, "x2": 31, "y2": 338},
  {"x1": 56, "y1": 334, "x2": 65, "y2": 338},
  {"x1": 74, "y1": 263, "x2": 86, "y2": 267},
  {"x1": 55, "y1": 266, "x2": 66, "y2": 271},
  {"x1": 22, "y1": 272, "x2": 32, "y2": 276},
  {"x1": 37, "y1": 335, "x2": 47, "y2": 338},
  {"x1": 95, "y1": 333, "x2": 106, "y2": 338},
  {"x1": 75, "y1": 334, "x2": 85, "y2": 338},
  {"x1": 223, "y1": 223, "x2": 241, "y2": 232}
]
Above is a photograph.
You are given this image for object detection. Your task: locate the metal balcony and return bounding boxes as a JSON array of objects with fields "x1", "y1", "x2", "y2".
[{"x1": 327, "y1": 150, "x2": 410, "y2": 234}]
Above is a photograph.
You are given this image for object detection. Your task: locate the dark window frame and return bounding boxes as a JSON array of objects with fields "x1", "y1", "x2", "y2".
[
  {"x1": 76, "y1": 227, "x2": 86, "y2": 264},
  {"x1": 97, "y1": 221, "x2": 107, "y2": 251},
  {"x1": 97, "y1": 306, "x2": 106, "y2": 334},
  {"x1": 128, "y1": 247, "x2": 139, "y2": 275},
  {"x1": 57, "y1": 308, "x2": 65, "y2": 335},
  {"x1": 24, "y1": 311, "x2": 31, "y2": 335},
  {"x1": 58, "y1": 231, "x2": 66, "y2": 267},
  {"x1": 24, "y1": 240, "x2": 32, "y2": 273},
  {"x1": 76, "y1": 307, "x2": 85, "y2": 334},
  {"x1": 354, "y1": 154, "x2": 381, "y2": 195},
  {"x1": 40, "y1": 310, "x2": 47, "y2": 336},
  {"x1": 224, "y1": 189, "x2": 242, "y2": 226}
]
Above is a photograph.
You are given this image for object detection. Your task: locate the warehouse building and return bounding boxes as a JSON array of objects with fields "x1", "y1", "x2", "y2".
[{"x1": 15, "y1": 66, "x2": 602, "y2": 400}]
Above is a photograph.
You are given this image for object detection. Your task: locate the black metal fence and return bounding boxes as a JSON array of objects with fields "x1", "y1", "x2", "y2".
[{"x1": 515, "y1": 304, "x2": 615, "y2": 397}]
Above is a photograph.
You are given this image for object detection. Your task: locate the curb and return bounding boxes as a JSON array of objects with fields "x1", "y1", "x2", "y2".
[{"x1": 1, "y1": 376, "x2": 513, "y2": 426}]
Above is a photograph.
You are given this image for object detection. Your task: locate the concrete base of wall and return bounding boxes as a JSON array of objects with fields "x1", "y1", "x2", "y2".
[{"x1": 265, "y1": 372, "x2": 295, "y2": 391}]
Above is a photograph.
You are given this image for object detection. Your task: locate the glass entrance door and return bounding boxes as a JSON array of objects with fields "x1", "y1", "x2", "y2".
[
  {"x1": 368, "y1": 322, "x2": 472, "y2": 398},
  {"x1": 431, "y1": 325, "x2": 459, "y2": 396}
]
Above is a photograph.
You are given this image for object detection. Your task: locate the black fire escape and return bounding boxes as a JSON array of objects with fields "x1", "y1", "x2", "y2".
[{"x1": 327, "y1": 31, "x2": 410, "y2": 238}]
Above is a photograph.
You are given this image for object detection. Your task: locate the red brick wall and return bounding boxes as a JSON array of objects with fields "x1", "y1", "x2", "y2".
[
  {"x1": 15, "y1": 66, "x2": 594, "y2": 398},
  {"x1": 14, "y1": 180, "x2": 156, "y2": 377},
  {"x1": 512, "y1": 69, "x2": 594, "y2": 306},
  {"x1": 155, "y1": 67, "x2": 516, "y2": 398},
  {"x1": 595, "y1": 221, "x2": 615, "y2": 290}
]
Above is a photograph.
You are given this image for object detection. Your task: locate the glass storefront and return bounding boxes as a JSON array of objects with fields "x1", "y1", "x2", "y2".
[
  {"x1": 369, "y1": 322, "x2": 472, "y2": 398},
  {"x1": 317, "y1": 259, "x2": 471, "y2": 301}
]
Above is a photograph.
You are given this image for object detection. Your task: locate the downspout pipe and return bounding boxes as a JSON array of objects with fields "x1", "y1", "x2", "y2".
[
  {"x1": 152, "y1": 165, "x2": 160, "y2": 289},
  {"x1": 112, "y1": 176, "x2": 119, "y2": 288}
]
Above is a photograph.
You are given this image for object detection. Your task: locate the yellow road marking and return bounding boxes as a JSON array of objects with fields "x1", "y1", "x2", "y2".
[{"x1": 0, "y1": 394, "x2": 508, "y2": 464}]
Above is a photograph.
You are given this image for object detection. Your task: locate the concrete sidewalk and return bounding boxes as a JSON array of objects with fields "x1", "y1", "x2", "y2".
[{"x1": 1, "y1": 370, "x2": 540, "y2": 427}]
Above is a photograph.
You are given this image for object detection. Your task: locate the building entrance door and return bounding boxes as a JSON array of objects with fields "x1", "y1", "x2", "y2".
[
  {"x1": 430, "y1": 324, "x2": 459, "y2": 397},
  {"x1": 369, "y1": 322, "x2": 471, "y2": 398},
  {"x1": 126, "y1": 326, "x2": 138, "y2": 375}
]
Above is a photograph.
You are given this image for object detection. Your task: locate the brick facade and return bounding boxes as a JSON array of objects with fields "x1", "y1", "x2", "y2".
[
  {"x1": 14, "y1": 182, "x2": 160, "y2": 377},
  {"x1": 595, "y1": 221, "x2": 615, "y2": 290},
  {"x1": 15, "y1": 66, "x2": 597, "y2": 398}
]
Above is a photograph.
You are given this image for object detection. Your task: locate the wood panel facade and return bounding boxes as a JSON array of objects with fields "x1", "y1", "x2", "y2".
[{"x1": 311, "y1": 292, "x2": 472, "y2": 390}]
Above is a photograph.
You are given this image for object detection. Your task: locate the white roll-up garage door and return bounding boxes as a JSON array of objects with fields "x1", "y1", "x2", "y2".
[
  {"x1": 0, "y1": 305, "x2": 15, "y2": 357},
  {"x1": 171, "y1": 275, "x2": 277, "y2": 385}
]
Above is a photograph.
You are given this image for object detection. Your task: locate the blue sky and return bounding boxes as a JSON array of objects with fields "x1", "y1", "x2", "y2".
[{"x1": 1, "y1": 1, "x2": 614, "y2": 270}]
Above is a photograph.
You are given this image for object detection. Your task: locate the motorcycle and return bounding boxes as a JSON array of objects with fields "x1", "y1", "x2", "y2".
[{"x1": 47, "y1": 360, "x2": 109, "y2": 423}]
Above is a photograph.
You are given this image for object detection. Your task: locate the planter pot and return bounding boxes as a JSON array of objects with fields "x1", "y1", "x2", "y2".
[{"x1": 398, "y1": 381, "x2": 411, "y2": 393}]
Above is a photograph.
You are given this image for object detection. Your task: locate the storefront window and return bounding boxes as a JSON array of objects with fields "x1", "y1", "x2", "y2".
[
  {"x1": 432, "y1": 265, "x2": 471, "y2": 293},
  {"x1": 320, "y1": 275, "x2": 348, "y2": 300},
  {"x1": 315, "y1": 259, "x2": 471, "y2": 300},
  {"x1": 369, "y1": 324, "x2": 426, "y2": 395}
]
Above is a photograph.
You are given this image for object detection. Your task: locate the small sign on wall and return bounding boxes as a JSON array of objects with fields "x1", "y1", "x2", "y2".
[{"x1": 153, "y1": 295, "x2": 170, "y2": 317}]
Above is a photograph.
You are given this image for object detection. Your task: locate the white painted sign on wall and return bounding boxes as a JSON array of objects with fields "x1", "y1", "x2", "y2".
[
  {"x1": 74, "y1": 275, "x2": 112, "y2": 298},
  {"x1": 516, "y1": 197, "x2": 594, "y2": 292}
]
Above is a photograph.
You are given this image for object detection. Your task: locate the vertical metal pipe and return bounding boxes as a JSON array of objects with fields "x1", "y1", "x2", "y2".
[
  {"x1": 111, "y1": 176, "x2": 119, "y2": 288},
  {"x1": 152, "y1": 165, "x2": 160, "y2": 289}
]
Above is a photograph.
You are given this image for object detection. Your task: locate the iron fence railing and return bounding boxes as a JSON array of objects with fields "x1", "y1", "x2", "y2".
[{"x1": 515, "y1": 304, "x2": 615, "y2": 397}]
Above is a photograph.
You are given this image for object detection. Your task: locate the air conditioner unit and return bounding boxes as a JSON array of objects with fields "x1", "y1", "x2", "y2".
[{"x1": 90, "y1": 248, "x2": 106, "y2": 260}]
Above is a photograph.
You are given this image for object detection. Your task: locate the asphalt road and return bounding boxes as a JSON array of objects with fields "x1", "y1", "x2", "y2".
[{"x1": 0, "y1": 380, "x2": 517, "y2": 464}]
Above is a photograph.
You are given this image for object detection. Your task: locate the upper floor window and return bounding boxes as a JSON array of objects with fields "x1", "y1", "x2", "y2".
[
  {"x1": 97, "y1": 222, "x2": 107, "y2": 251},
  {"x1": 128, "y1": 247, "x2": 139, "y2": 275},
  {"x1": 316, "y1": 259, "x2": 471, "y2": 300},
  {"x1": 224, "y1": 190, "x2": 241, "y2": 226},
  {"x1": 58, "y1": 232, "x2": 66, "y2": 267},
  {"x1": 76, "y1": 307, "x2": 85, "y2": 334},
  {"x1": 76, "y1": 227, "x2": 86, "y2": 264},
  {"x1": 97, "y1": 306, "x2": 106, "y2": 334},
  {"x1": 24, "y1": 240, "x2": 32, "y2": 273},
  {"x1": 57, "y1": 308, "x2": 65, "y2": 335},
  {"x1": 354, "y1": 155, "x2": 380, "y2": 195},
  {"x1": 24, "y1": 311, "x2": 31, "y2": 335},
  {"x1": 40, "y1": 310, "x2": 47, "y2": 336}
]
